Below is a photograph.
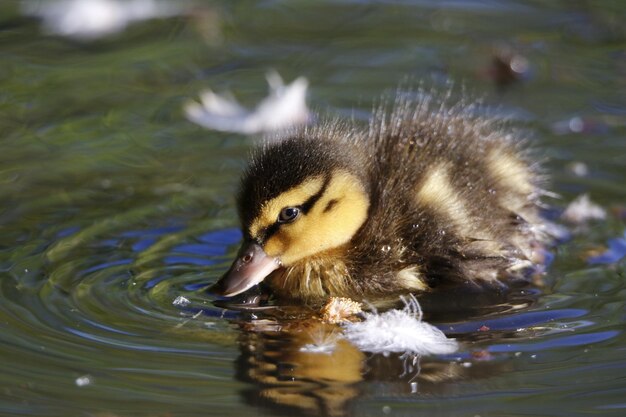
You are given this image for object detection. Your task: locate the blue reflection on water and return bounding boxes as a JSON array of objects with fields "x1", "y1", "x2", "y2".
[
  {"x1": 489, "y1": 330, "x2": 620, "y2": 352},
  {"x1": 65, "y1": 327, "x2": 228, "y2": 355},
  {"x1": 172, "y1": 243, "x2": 225, "y2": 256},
  {"x1": 183, "y1": 282, "x2": 210, "y2": 291},
  {"x1": 56, "y1": 225, "x2": 81, "y2": 238},
  {"x1": 132, "y1": 237, "x2": 157, "y2": 252},
  {"x1": 163, "y1": 256, "x2": 215, "y2": 266},
  {"x1": 81, "y1": 318, "x2": 137, "y2": 336},
  {"x1": 588, "y1": 231, "x2": 626, "y2": 265},
  {"x1": 124, "y1": 225, "x2": 186, "y2": 252},
  {"x1": 444, "y1": 308, "x2": 588, "y2": 333},
  {"x1": 144, "y1": 275, "x2": 170, "y2": 289},
  {"x1": 199, "y1": 228, "x2": 242, "y2": 245},
  {"x1": 81, "y1": 259, "x2": 133, "y2": 275},
  {"x1": 121, "y1": 225, "x2": 185, "y2": 238},
  {"x1": 123, "y1": 227, "x2": 241, "y2": 257}
]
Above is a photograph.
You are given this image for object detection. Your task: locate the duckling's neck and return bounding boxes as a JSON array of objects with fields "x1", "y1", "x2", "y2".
[{"x1": 267, "y1": 250, "x2": 352, "y2": 302}]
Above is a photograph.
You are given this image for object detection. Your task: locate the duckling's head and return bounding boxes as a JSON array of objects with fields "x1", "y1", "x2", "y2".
[{"x1": 212, "y1": 135, "x2": 370, "y2": 297}]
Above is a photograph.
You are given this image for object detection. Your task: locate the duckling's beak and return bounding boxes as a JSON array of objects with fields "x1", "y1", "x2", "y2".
[{"x1": 210, "y1": 241, "x2": 281, "y2": 297}]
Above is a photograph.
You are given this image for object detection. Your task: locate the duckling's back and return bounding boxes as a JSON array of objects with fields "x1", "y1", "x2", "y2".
[{"x1": 346, "y1": 95, "x2": 547, "y2": 294}]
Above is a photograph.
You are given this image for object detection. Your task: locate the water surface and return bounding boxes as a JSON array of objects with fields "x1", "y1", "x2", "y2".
[{"x1": 1, "y1": 1, "x2": 625, "y2": 416}]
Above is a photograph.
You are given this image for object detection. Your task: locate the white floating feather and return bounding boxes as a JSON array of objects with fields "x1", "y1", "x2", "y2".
[
  {"x1": 22, "y1": 0, "x2": 185, "y2": 40},
  {"x1": 343, "y1": 295, "x2": 458, "y2": 356},
  {"x1": 561, "y1": 194, "x2": 606, "y2": 224},
  {"x1": 185, "y1": 72, "x2": 310, "y2": 134},
  {"x1": 172, "y1": 295, "x2": 190, "y2": 307}
]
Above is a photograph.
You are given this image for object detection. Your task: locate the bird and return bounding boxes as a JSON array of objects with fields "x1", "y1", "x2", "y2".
[{"x1": 210, "y1": 92, "x2": 550, "y2": 303}]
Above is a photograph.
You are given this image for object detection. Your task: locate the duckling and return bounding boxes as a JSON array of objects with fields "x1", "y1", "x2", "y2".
[{"x1": 211, "y1": 94, "x2": 548, "y2": 303}]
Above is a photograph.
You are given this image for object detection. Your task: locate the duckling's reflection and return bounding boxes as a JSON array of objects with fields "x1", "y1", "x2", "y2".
[
  {"x1": 225, "y1": 285, "x2": 536, "y2": 417},
  {"x1": 236, "y1": 320, "x2": 363, "y2": 417}
]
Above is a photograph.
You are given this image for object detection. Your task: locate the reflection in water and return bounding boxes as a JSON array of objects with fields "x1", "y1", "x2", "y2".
[
  {"x1": 225, "y1": 288, "x2": 536, "y2": 417},
  {"x1": 238, "y1": 320, "x2": 363, "y2": 417},
  {"x1": 217, "y1": 282, "x2": 619, "y2": 416}
]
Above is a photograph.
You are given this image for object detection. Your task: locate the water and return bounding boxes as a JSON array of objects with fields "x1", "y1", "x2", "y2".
[{"x1": 1, "y1": 1, "x2": 625, "y2": 416}]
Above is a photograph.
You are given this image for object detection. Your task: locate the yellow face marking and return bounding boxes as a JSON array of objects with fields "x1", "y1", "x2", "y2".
[
  {"x1": 487, "y1": 148, "x2": 533, "y2": 195},
  {"x1": 249, "y1": 176, "x2": 325, "y2": 238},
  {"x1": 415, "y1": 164, "x2": 476, "y2": 237},
  {"x1": 251, "y1": 171, "x2": 369, "y2": 266}
]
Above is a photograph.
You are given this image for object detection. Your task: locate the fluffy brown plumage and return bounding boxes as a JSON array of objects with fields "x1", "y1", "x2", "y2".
[{"x1": 211, "y1": 93, "x2": 549, "y2": 303}]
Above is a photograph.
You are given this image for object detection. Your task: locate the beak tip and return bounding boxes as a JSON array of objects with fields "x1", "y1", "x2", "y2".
[
  {"x1": 209, "y1": 241, "x2": 280, "y2": 298},
  {"x1": 207, "y1": 281, "x2": 225, "y2": 296},
  {"x1": 208, "y1": 278, "x2": 240, "y2": 297}
]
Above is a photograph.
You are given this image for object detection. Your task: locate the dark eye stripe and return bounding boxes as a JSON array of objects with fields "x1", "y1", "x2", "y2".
[
  {"x1": 258, "y1": 223, "x2": 280, "y2": 244},
  {"x1": 256, "y1": 175, "x2": 331, "y2": 244},
  {"x1": 323, "y1": 198, "x2": 339, "y2": 213},
  {"x1": 301, "y1": 174, "x2": 331, "y2": 214}
]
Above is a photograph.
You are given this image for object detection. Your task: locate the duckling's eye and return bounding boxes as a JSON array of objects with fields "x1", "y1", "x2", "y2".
[{"x1": 278, "y1": 207, "x2": 300, "y2": 223}]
